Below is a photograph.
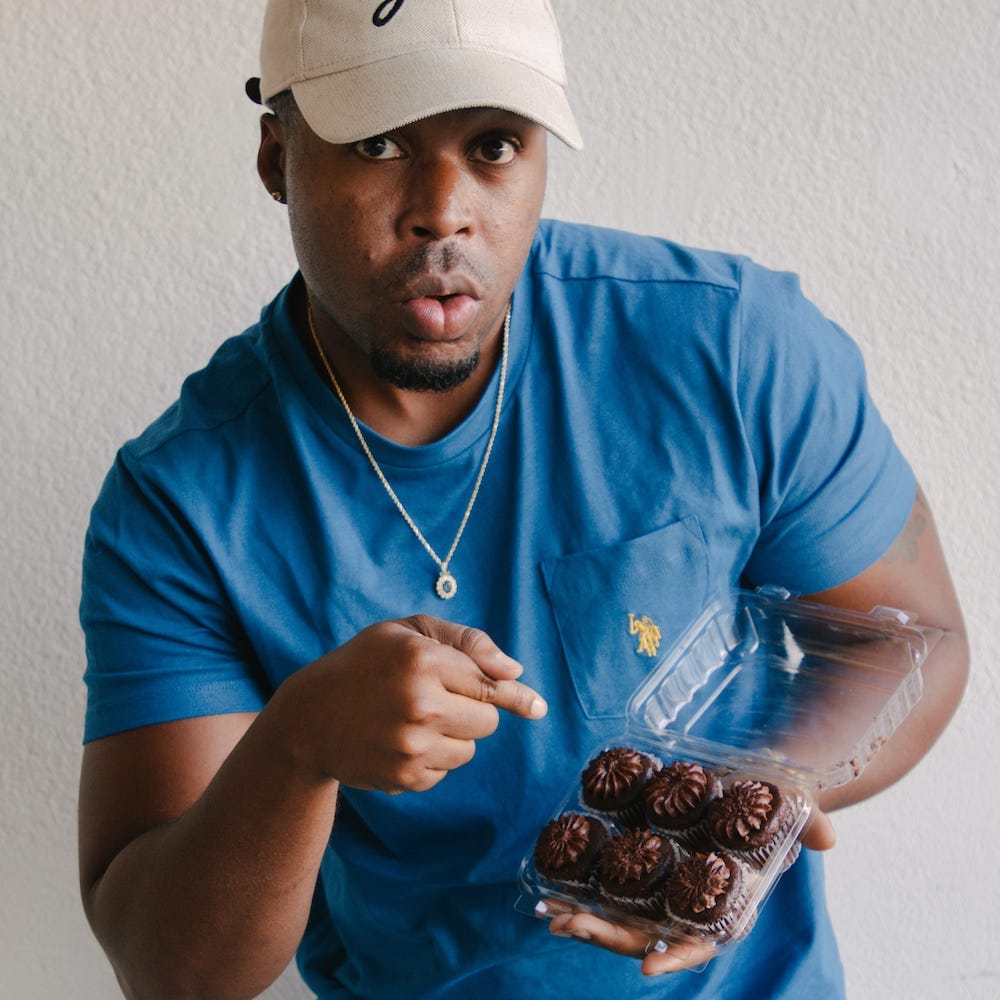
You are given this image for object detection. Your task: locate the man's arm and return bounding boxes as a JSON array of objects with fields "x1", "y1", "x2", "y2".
[
  {"x1": 79, "y1": 616, "x2": 546, "y2": 1000},
  {"x1": 79, "y1": 709, "x2": 333, "y2": 1000}
]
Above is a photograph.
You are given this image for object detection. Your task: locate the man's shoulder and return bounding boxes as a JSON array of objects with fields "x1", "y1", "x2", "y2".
[
  {"x1": 529, "y1": 218, "x2": 745, "y2": 291},
  {"x1": 123, "y1": 324, "x2": 274, "y2": 468}
]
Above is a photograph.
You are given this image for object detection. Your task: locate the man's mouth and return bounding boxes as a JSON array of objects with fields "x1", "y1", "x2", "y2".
[
  {"x1": 398, "y1": 292, "x2": 478, "y2": 340},
  {"x1": 390, "y1": 269, "x2": 484, "y2": 340}
]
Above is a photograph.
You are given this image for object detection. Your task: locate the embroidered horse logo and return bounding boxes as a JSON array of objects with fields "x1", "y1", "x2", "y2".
[{"x1": 628, "y1": 613, "x2": 662, "y2": 657}]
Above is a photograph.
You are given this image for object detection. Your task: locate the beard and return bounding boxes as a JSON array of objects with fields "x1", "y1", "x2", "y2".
[{"x1": 369, "y1": 344, "x2": 481, "y2": 392}]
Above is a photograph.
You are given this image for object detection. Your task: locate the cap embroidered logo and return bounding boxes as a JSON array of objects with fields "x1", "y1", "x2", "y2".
[{"x1": 373, "y1": 0, "x2": 405, "y2": 27}]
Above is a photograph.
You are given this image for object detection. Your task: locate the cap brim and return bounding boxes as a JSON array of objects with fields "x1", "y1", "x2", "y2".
[{"x1": 289, "y1": 48, "x2": 583, "y2": 150}]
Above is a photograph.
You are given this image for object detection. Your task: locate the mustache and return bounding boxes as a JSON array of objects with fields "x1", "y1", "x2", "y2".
[{"x1": 382, "y1": 242, "x2": 488, "y2": 291}]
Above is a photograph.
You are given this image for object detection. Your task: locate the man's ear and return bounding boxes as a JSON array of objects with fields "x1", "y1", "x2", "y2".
[{"x1": 257, "y1": 113, "x2": 288, "y2": 202}]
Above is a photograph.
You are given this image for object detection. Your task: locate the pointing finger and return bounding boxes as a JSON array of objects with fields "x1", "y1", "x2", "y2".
[
  {"x1": 433, "y1": 655, "x2": 546, "y2": 720},
  {"x1": 447, "y1": 670, "x2": 546, "y2": 720},
  {"x1": 485, "y1": 677, "x2": 547, "y2": 719}
]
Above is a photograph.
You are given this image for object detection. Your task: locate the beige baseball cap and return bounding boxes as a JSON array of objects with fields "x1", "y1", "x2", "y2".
[{"x1": 246, "y1": 0, "x2": 582, "y2": 149}]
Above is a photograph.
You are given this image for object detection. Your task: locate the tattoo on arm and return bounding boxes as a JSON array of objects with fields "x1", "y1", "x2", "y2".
[{"x1": 882, "y1": 487, "x2": 929, "y2": 565}]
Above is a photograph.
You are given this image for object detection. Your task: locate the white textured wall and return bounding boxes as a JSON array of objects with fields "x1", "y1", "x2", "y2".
[{"x1": 2, "y1": 1, "x2": 997, "y2": 997}]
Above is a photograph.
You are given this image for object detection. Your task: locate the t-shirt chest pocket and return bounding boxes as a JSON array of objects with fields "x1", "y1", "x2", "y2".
[{"x1": 540, "y1": 517, "x2": 710, "y2": 720}]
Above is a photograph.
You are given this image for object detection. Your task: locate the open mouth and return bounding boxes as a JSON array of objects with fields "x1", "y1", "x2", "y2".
[{"x1": 399, "y1": 293, "x2": 477, "y2": 339}]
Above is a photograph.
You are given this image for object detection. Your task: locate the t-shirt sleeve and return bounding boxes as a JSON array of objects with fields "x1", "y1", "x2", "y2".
[
  {"x1": 80, "y1": 449, "x2": 270, "y2": 743},
  {"x1": 736, "y1": 260, "x2": 915, "y2": 593}
]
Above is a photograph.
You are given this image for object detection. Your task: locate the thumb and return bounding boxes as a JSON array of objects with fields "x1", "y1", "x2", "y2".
[{"x1": 801, "y1": 806, "x2": 837, "y2": 851}]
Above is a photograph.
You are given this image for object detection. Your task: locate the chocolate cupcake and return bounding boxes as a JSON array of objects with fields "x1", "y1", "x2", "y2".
[
  {"x1": 595, "y1": 827, "x2": 677, "y2": 916},
  {"x1": 663, "y1": 851, "x2": 751, "y2": 938},
  {"x1": 533, "y1": 812, "x2": 610, "y2": 893},
  {"x1": 581, "y1": 746, "x2": 657, "y2": 827},
  {"x1": 643, "y1": 761, "x2": 722, "y2": 844},
  {"x1": 705, "y1": 779, "x2": 795, "y2": 868}
]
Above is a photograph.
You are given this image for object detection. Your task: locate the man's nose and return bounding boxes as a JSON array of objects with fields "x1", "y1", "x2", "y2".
[{"x1": 399, "y1": 157, "x2": 475, "y2": 241}]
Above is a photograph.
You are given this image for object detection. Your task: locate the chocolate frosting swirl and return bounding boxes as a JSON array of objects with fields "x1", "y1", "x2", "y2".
[
  {"x1": 535, "y1": 814, "x2": 594, "y2": 871},
  {"x1": 582, "y1": 747, "x2": 650, "y2": 801},
  {"x1": 598, "y1": 829, "x2": 665, "y2": 885},
  {"x1": 668, "y1": 852, "x2": 731, "y2": 914},
  {"x1": 712, "y1": 780, "x2": 776, "y2": 840},
  {"x1": 646, "y1": 761, "x2": 711, "y2": 819}
]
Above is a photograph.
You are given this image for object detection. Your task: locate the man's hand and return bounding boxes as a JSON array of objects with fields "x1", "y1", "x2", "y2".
[
  {"x1": 278, "y1": 614, "x2": 547, "y2": 793},
  {"x1": 544, "y1": 900, "x2": 717, "y2": 976}
]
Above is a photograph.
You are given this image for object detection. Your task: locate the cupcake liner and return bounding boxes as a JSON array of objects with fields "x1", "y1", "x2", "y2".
[
  {"x1": 600, "y1": 887, "x2": 665, "y2": 918},
  {"x1": 540, "y1": 873, "x2": 601, "y2": 900},
  {"x1": 649, "y1": 816, "x2": 713, "y2": 852},
  {"x1": 602, "y1": 799, "x2": 649, "y2": 829},
  {"x1": 779, "y1": 840, "x2": 801, "y2": 871},
  {"x1": 728, "y1": 904, "x2": 758, "y2": 941}
]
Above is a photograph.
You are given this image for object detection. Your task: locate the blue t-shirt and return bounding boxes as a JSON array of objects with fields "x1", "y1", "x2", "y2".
[{"x1": 81, "y1": 220, "x2": 914, "y2": 998}]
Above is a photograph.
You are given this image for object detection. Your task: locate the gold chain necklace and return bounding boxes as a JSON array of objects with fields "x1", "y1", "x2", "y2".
[{"x1": 306, "y1": 302, "x2": 510, "y2": 600}]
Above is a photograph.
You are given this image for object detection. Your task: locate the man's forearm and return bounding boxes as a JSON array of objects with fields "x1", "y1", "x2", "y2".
[
  {"x1": 817, "y1": 624, "x2": 968, "y2": 813},
  {"x1": 82, "y1": 685, "x2": 340, "y2": 1000}
]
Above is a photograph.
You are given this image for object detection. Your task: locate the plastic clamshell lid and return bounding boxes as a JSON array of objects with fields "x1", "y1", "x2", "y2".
[{"x1": 624, "y1": 588, "x2": 943, "y2": 790}]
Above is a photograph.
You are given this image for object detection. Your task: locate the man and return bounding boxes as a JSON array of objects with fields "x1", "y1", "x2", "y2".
[{"x1": 78, "y1": 1, "x2": 967, "y2": 997}]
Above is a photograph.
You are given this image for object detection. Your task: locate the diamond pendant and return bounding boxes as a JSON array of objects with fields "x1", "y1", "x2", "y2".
[{"x1": 435, "y1": 570, "x2": 458, "y2": 600}]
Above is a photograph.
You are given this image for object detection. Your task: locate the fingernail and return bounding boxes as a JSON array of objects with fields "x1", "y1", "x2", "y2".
[
  {"x1": 534, "y1": 901, "x2": 548, "y2": 916},
  {"x1": 651, "y1": 939, "x2": 669, "y2": 954},
  {"x1": 529, "y1": 697, "x2": 547, "y2": 718}
]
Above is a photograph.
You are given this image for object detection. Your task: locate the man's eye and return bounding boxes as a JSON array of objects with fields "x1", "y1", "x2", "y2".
[
  {"x1": 354, "y1": 135, "x2": 404, "y2": 160},
  {"x1": 473, "y1": 137, "x2": 519, "y2": 164}
]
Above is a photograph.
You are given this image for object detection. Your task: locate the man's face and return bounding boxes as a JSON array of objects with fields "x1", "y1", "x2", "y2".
[{"x1": 273, "y1": 107, "x2": 547, "y2": 391}]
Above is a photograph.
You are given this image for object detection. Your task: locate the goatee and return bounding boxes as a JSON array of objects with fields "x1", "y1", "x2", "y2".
[{"x1": 369, "y1": 345, "x2": 481, "y2": 393}]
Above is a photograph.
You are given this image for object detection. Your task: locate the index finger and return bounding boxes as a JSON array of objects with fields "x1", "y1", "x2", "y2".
[{"x1": 486, "y1": 676, "x2": 547, "y2": 719}]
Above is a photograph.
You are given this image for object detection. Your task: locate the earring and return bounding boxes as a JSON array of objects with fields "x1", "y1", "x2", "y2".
[{"x1": 271, "y1": 191, "x2": 285, "y2": 203}]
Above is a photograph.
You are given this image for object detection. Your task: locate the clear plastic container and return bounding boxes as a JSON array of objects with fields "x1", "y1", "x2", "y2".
[{"x1": 517, "y1": 586, "x2": 943, "y2": 953}]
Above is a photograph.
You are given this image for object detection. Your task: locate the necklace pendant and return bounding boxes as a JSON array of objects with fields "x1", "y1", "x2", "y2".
[{"x1": 435, "y1": 570, "x2": 458, "y2": 600}]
